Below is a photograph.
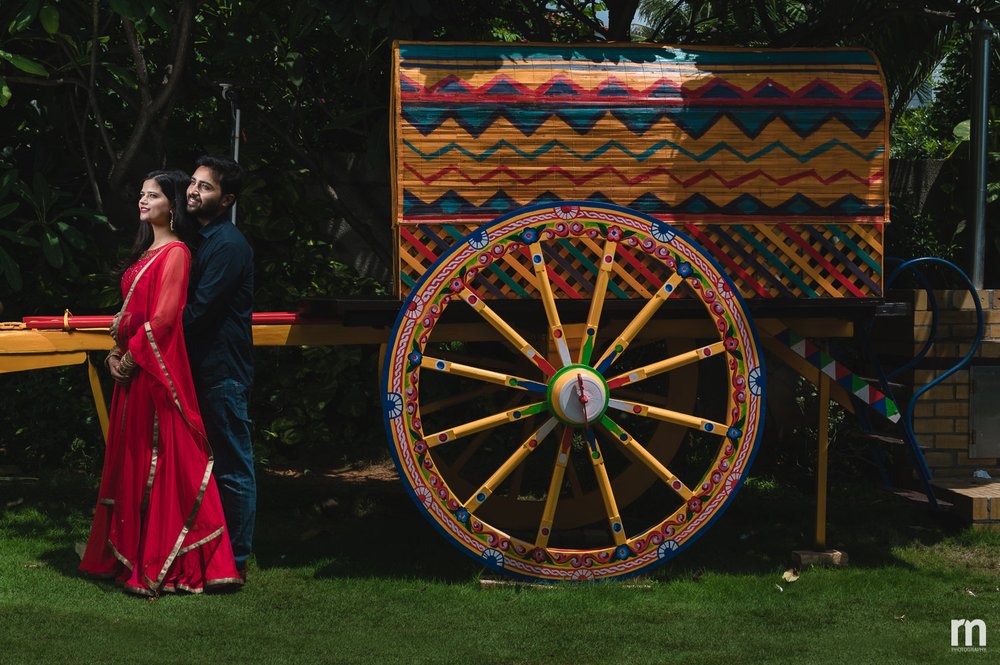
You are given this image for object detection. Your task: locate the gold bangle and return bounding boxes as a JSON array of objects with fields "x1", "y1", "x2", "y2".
[{"x1": 118, "y1": 351, "x2": 137, "y2": 376}]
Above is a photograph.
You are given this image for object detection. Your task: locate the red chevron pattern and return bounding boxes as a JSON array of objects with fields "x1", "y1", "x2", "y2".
[
  {"x1": 403, "y1": 74, "x2": 884, "y2": 106},
  {"x1": 403, "y1": 164, "x2": 884, "y2": 188}
]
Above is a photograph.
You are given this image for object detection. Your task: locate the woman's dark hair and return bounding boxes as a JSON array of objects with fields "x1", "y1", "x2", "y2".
[{"x1": 125, "y1": 170, "x2": 195, "y2": 266}]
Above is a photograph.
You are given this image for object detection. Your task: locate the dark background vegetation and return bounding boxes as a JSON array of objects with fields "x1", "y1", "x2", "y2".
[{"x1": 2, "y1": 0, "x2": 999, "y2": 480}]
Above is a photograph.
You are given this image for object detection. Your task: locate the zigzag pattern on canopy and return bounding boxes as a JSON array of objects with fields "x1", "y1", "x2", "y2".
[
  {"x1": 399, "y1": 73, "x2": 885, "y2": 104},
  {"x1": 402, "y1": 190, "x2": 883, "y2": 219},
  {"x1": 401, "y1": 106, "x2": 884, "y2": 139},
  {"x1": 392, "y1": 42, "x2": 888, "y2": 299}
]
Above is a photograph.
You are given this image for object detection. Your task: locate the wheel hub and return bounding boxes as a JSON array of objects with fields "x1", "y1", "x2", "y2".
[{"x1": 547, "y1": 364, "x2": 609, "y2": 426}]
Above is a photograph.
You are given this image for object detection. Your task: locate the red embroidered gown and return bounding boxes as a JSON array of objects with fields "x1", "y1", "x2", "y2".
[{"x1": 80, "y1": 241, "x2": 242, "y2": 595}]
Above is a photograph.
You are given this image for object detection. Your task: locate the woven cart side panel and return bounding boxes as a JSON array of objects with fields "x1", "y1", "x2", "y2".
[{"x1": 392, "y1": 42, "x2": 888, "y2": 299}]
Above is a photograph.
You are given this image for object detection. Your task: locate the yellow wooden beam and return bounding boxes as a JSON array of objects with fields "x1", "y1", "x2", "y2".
[
  {"x1": 251, "y1": 324, "x2": 390, "y2": 346},
  {"x1": 0, "y1": 352, "x2": 88, "y2": 374},
  {"x1": 756, "y1": 320, "x2": 857, "y2": 415},
  {"x1": 86, "y1": 355, "x2": 110, "y2": 444},
  {"x1": 0, "y1": 330, "x2": 113, "y2": 354},
  {"x1": 816, "y1": 372, "x2": 831, "y2": 549}
]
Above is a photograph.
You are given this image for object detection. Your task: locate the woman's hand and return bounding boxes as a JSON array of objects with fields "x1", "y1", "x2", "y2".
[
  {"x1": 109, "y1": 312, "x2": 122, "y2": 343},
  {"x1": 105, "y1": 346, "x2": 131, "y2": 385}
]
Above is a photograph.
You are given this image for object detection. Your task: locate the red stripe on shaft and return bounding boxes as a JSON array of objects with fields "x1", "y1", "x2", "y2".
[
  {"x1": 23, "y1": 312, "x2": 309, "y2": 330},
  {"x1": 606, "y1": 376, "x2": 629, "y2": 389}
]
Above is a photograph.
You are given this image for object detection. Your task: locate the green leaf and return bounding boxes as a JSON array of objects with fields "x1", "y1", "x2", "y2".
[
  {"x1": 54, "y1": 206, "x2": 102, "y2": 222},
  {"x1": 39, "y1": 4, "x2": 59, "y2": 34},
  {"x1": 0, "y1": 51, "x2": 49, "y2": 77},
  {"x1": 0, "y1": 229, "x2": 39, "y2": 246},
  {"x1": 7, "y1": 0, "x2": 40, "y2": 33},
  {"x1": 147, "y1": 3, "x2": 170, "y2": 31},
  {"x1": 0, "y1": 202, "x2": 18, "y2": 220},
  {"x1": 953, "y1": 119, "x2": 971, "y2": 141},
  {"x1": 103, "y1": 63, "x2": 138, "y2": 89},
  {"x1": 108, "y1": 0, "x2": 148, "y2": 21},
  {"x1": 0, "y1": 170, "x2": 16, "y2": 199},
  {"x1": 0, "y1": 77, "x2": 11, "y2": 107},
  {"x1": 41, "y1": 231, "x2": 62, "y2": 268},
  {"x1": 0, "y1": 244, "x2": 23, "y2": 291},
  {"x1": 32, "y1": 170, "x2": 57, "y2": 213},
  {"x1": 55, "y1": 221, "x2": 87, "y2": 250}
]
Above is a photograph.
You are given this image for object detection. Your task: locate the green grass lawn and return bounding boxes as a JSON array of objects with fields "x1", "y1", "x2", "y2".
[{"x1": 1, "y1": 468, "x2": 997, "y2": 665}]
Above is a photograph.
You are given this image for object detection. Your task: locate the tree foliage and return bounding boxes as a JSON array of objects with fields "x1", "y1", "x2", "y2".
[{"x1": 636, "y1": 0, "x2": 1000, "y2": 121}]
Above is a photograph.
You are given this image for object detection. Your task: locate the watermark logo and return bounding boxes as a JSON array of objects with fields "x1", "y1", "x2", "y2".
[{"x1": 951, "y1": 619, "x2": 987, "y2": 653}]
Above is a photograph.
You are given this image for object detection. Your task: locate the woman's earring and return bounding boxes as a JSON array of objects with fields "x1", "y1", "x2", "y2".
[{"x1": 169, "y1": 210, "x2": 175, "y2": 232}]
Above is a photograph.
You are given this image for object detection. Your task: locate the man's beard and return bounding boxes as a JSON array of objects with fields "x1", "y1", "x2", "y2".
[{"x1": 189, "y1": 198, "x2": 223, "y2": 219}]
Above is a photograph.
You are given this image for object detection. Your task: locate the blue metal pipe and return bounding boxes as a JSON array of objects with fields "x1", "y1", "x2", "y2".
[{"x1": 884, "y1": 257, "x2": 985, "y2": 506}]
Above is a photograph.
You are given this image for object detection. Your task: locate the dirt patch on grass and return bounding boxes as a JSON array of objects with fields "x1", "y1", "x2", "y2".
[{"x1": 263, "y1": 459, "x2": 401, "y2": 492}]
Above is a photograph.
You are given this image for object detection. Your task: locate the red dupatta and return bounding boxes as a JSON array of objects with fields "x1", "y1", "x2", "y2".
[{"x1": 117, "y1": 241, "x2": 207, "y2": 442}]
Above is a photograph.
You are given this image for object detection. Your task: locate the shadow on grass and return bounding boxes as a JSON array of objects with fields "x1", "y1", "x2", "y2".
[
  {"x1": 2, "y1": 463, "x2": 971, "y2": 585},
  {"x1": 654, "y1": 477, "x2": 963, "y2": 579},
  {"x1": 254, "y1": 469, "x2": 480, "y2": 582},
  {"x1": 249, "y1": 466, "x2": 968, "y2": 582}
]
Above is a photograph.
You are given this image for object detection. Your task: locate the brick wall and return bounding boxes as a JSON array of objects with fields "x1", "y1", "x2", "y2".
[{"x1": 911, "y1": 289, "x2": 1000, "y2": 478}]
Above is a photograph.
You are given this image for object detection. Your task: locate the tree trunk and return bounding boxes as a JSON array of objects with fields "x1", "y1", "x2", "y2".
[{"x1": 606, "y1": 0, "x2": 640, "y2": 41}]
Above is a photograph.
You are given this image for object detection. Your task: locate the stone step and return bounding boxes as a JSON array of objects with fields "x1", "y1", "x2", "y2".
[{"x1": 931, "y1": 478, "x2": 1000, "y2": 529}]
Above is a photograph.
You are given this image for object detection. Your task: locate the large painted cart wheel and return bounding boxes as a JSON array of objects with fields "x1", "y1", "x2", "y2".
[{"x1": 383, "y1": 202, "x2": 765, "y2": 581}]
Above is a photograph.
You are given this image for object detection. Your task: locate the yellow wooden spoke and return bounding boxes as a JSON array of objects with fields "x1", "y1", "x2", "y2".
[
  {"x1": 584, "y1": 428, "x2": 626, "y2": 545},
  {"x1": 459, "y1": 287, "x2": 556, "y2": 376},
  {"x1": 426, "y1": 402, "x2": 547, "y2": 447},
  {"x1": 464, "y1": 418, "x2": 559, "y2": 512},
  {"x1": 579, "y1": 240, "x2": 617, "y2": 365},
  {"x1": 529, "y1": 241, "x2": 571, "y2": 368},
  {"x1": 597, "y1": 416, "x2": 695, "y2": 501},
  {"x1": 451, "y1": 393, "x2": 522, "y2": 472},
  {"x1": 420, "y1": 355, "x2": 547, "y2": 393},
  {"x1": 605, "y1": 341, "x2": 726, "y2": 389},
  {"x1": 535, "y1": 426, "x2": 574, "y2": 547},
  {"x1": 607, "y1": 398, "x2": 729, "y2": 436},
  {"x1": 593, "y1": 272, "x2": 684, "y2": 373},
  {"x1": 427, "y1": 348, "x2": 522, "y2": 373}
]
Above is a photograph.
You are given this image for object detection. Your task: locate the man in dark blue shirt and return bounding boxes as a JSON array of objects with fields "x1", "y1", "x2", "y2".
[{"x1": 184, "y1": 155, "x2": 255, "y2": 579}]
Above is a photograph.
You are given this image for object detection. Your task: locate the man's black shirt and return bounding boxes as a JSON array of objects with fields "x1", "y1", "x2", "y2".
[{"x1": 184, "y1": 216, "x2": 254, "y2": 387}]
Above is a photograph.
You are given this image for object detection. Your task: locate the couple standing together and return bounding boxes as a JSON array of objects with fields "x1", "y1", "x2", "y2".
[{"x1": 79, "y1": 156, "x2": 255, "y2": 596}]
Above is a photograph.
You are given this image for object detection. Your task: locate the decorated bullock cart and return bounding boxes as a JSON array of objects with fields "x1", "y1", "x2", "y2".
[{"x1": 380, "y1": 42, "x2": 894, "y2": 581}]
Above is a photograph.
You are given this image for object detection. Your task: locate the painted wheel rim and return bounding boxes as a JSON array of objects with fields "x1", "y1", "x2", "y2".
[{"x1": 383, "y1": 202, "x2": 765, "y2": 581}]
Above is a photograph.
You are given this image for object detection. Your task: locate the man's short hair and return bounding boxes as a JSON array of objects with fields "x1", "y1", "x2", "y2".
[{"x1": 195, "y1": 155, "x2": 245, "y2": 200}]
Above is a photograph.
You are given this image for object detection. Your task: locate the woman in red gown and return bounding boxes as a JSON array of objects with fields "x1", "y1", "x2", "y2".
[{"x1": 80, "y1": 171, "x2": 242, "y2": 596}]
